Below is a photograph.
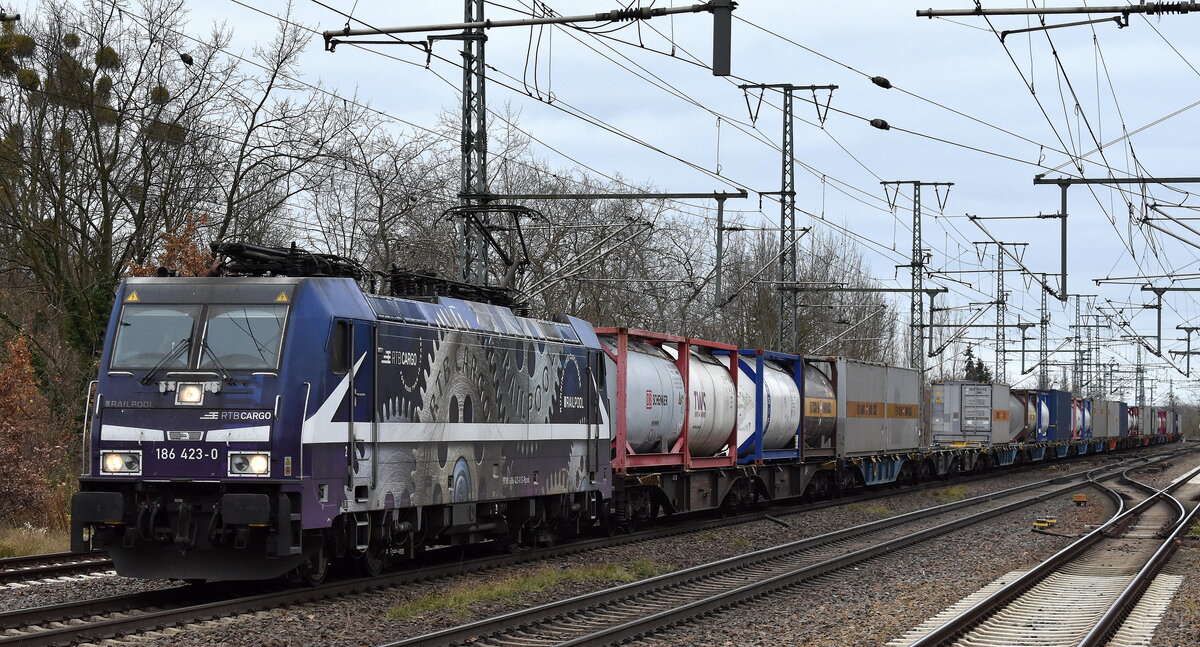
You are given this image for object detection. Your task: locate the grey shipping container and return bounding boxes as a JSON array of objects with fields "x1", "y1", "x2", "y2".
[
  {"x1": 929, "y1": 381, "x2": 1011, "y2": 446},
  {"x1": 1091, "y1": 399, "x2": 1120, "y2": 439},
  {"x1": 835, "y1": 359, "x2": 921, "y2": 456}
]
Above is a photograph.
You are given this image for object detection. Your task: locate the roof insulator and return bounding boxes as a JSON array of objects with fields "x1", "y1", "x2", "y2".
[
  {"x1": 871, "y1": 76, "x2": 892, "y2": 89},
  {"x1": 870, "y1": 118, "x2": 891, "y2": 131}
]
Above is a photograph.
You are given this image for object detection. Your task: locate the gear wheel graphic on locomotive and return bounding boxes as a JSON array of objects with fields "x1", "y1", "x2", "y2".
[
  {"x1": 419, "y1": 331, "x2": 496, "y2": 425},
  {"x1": 451, "y1": 457, "x2": 473, "y2": 503}
]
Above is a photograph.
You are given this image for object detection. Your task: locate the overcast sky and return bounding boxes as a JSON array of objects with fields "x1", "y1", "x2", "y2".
[{"x1": 39, "y1": 0, "x2": 1200, "y2": 400}]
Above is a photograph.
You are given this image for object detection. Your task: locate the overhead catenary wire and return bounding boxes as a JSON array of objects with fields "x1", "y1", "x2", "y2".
[{"x1": 250, "y1": 3, "x2": 1171, "y2": 379}]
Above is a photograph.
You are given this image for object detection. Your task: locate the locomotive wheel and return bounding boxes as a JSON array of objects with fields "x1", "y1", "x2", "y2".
[
  {"x1": 294, "y1": 544, "x2": 330, "y2": 587},
  {"x1": 355, "y1": 541, "x2": 386, "y2": 577}
]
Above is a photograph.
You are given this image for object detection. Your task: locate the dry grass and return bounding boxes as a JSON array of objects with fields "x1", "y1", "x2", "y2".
[
  {"x1": 0, "y1": 524, "x2": 70, "y2": 558},
  {"x1": 387, "y1": 559, "x2": 667, "y2": 620},
  {"x1": 921, "y1": 485, "x2": 969, "y2": 502}
]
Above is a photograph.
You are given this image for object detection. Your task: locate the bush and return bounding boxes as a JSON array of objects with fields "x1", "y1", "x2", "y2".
[
  {"x1": 11, "y1": 34, "x2": 34, "y2": 58},
  {"x1": 149, "y1": 85, "x2": 170, "y2": 105},
  {"x1": 94, "y1": 45, "x2": 119, "y2": 69},
  {"x1": 16, "y1": 68, "x2": 38, "y2": 91},
  {"x1": 95, "y1": 75, "x2": 112, "y2": 97},
  {"x1": 0, "y1": 335, "x2": 70, "y2": 530}
]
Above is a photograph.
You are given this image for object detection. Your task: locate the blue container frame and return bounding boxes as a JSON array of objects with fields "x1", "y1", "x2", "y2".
[{"x1": 731, "y1": 349, "x2": 805, "y2": 464}]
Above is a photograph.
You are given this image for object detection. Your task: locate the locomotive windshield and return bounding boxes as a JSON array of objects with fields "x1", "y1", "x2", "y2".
[
  {"x1": 110, "y1": 305, "x2": 199, "y2": 369},
  {"x1": 109, "y1": 303, "x2": 288, "y2": 371},
  {"x1": 199, "y1": 305, "x2": 287, "y2": 370}
]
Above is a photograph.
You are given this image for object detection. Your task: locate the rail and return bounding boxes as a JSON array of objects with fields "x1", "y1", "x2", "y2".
[
  {"x1": 902, "y1": 462, "x2": 1200, "y2": 647},
  {"x1": 1076, "y1": 465, "x2": 1200, "y2": 646},
  {"x1": 383, "y1": 456, "x2": 1161, "y2": 647}
]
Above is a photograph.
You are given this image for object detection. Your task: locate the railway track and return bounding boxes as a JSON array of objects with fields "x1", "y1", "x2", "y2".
[
  {"x1": 0, "y1": 447, "x2": 1059, "y2": 593},
  {"x1": 379, "y1": 453, "x2": 1186, "y2": 647},
  {"x1": 0, "y1": 552, "x2": 111, "y2": 587},
  {"x1": 889, "y1": 462, "x2": 1200, "y2": 647},
  {"x1": 0, "y1": 448, "x2": 1183, "y2": 647}
]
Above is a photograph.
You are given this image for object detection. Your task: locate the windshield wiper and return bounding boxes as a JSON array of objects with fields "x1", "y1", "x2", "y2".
[
  {"x1": 201, "y1": 340, "x2": 236, "y2": 385},
  {"x1": 141, "y1": 338, "x2": 191, "y2": 385}
]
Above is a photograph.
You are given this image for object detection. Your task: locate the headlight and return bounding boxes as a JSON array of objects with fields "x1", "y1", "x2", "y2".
[
  {"x1": 229, "y1": 452, "x2": 270, "y2": 476},
  {"x1": 101, "y1": 451, "x2": 141, "y2": 474},
  {"x1": 176, "y1": 383, "x2": 204, "y2": 405},
  {"x1": 248, "y1": 454, "x2": 269, "y2": 474}
]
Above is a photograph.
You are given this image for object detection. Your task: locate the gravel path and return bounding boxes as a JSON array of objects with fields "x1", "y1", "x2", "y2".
[
  {"x1": 1155, "y1": 541, "x2": 1200, "y2": 647},
  {"x1": 1148, "y1": 449, "x2": 1200, "y2": 647},
  {"x1": 127, "y1": 453, "x2": 1155, "y2": 647}
]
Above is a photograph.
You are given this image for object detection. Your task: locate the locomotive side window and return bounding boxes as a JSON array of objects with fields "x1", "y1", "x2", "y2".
[
  {"x1": 200, "y1": 305, "x2": 288, "y2": 370},
  {"x1": 111, "y1": 305, "x2": 200, "y2": 369},
  {"x1": 331, "y1": 321, "x2": 349, "y2": 374}
]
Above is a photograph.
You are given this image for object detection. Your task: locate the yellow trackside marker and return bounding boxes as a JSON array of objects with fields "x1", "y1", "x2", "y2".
[
  {"x1": 126, "y1": 291, "x2": 140, "y2": 302},
  {"x1": 275, "y1": 291, "x2": 289, "y2": 303}
]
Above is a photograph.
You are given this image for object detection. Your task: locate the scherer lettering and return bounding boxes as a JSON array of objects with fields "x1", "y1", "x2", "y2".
[{"x1": 644, "y1": 390, "x2": 669, "y2": 409}]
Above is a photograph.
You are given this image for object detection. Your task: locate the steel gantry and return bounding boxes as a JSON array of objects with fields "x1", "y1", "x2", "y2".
[
  {"x1": 741, "y1": 83, "x2": 837, "y2": 352},
  {"x1": 883, "y1": 181, "x2": 952, "y2": 380},
  {"x1": 321, "y1": 2, "x2": 735, "y2": 285}
]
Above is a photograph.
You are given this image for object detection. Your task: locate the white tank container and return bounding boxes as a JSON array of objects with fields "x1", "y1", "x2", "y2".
[
  {"x1": 601, "y1": 338, "x2": 684, "y2": 453},
  {"x1": 736, "y1": 359, "x2": 803, "y2": 451},
  {"x1": 663, "y1": 347, "x2": 738, "y2": 457}
]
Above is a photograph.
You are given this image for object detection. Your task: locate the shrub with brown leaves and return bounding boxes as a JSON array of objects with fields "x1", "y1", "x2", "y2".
[
  {"x1": 0, "y1": 334, "x2": 68, "y2": 529},
  {"x1": 126, "y1": 214, "x2": 213, "y2": 277}
]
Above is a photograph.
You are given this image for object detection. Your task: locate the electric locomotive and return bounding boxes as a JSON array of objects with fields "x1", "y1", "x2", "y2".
[
  {"x1": 72, "y1": 244, "x2": 610, "y2": 582},
  {"x1": 71, "y1": 243, "x2": 1184, "y2": 583}
]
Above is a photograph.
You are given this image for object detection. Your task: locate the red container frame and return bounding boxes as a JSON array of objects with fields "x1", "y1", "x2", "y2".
[{"x1": 596, "y1": 327, "x2": 739, "y2": 473}]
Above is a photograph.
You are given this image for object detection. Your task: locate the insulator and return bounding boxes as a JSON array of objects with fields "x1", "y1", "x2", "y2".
[
  {"x1": 1146, "y1": 2, "x2": 1192, "y2": 14},
  {"x1": 871, "y1": 76, "x2": 892, "y2": 89},
  {"x1": 870, "y1": 118, "x2": 891, "y2": 131}
]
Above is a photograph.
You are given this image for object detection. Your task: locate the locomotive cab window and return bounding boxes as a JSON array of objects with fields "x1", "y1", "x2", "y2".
[
  {"x1": 331, "y1": 321, "x2": 349, "y2": 374},
  {"x1": 200, "y1": 305, "x2": 288, "y2": 370},
  {"x1": 111, "y1": 305, "x2": 200, "y2": 369}
]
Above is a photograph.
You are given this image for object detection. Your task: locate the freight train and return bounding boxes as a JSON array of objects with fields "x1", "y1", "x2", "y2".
[{"x1": 70, "y1": 244, "x2": 1183, "y2": 583}]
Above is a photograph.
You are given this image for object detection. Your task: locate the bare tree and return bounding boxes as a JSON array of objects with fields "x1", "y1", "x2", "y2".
[{"x1": 0, "y1": 0, "x2": 234, "y2": 359}]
